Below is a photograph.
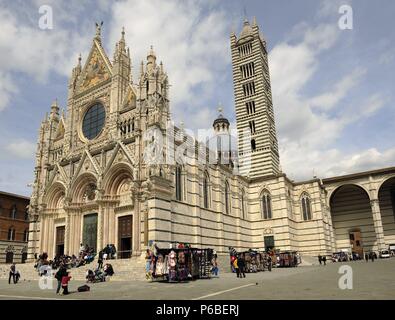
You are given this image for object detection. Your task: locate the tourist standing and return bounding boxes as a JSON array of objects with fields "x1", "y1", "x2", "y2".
[
  {"x1": 8, "y1": 263, "x2": 16, "y2": 284},
  {"x1": 365, "y1": 253, "x2": 369, "y2": 262},
  {"x1": 267, "y1": 255, "x2": 272, "y2": 272},
  {"x1": 238, "y1": 255, "x2": 246, "y2": 278},
  {"x1": 98, "y1": 250, "x2": 104, "y2": 269},
  {"x1": 233, "y1": 256, "x2": 239, "y2": 278},
  {"x1": 322, "y1": 255, "x2": 327, "y2": 266},
  {"x1": 145, "y1": 249, "x2": 151, "y2": 278},
  {"x1": 211, "y1": 257, "x2": 219, "y2": 277}
]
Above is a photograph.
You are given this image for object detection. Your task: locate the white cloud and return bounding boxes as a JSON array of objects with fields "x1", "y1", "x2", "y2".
[
  {"x1": 328, "y1": 147, "x2": 395, "y2": 176},
  {"x1": 269, "y1": 21, "x2": 388, "y2": 180},
  {"x1": 310, "y1": 68, "x2": 366, "y2": 111},
  {"x1": 5, "y1": 139, "x2": 36, "y2": 159},
  {"x1": 108, "y1": 0, "x2": 229, "y2": 127},
  {"x1": 0, "y1": 2, "x2": 106, "y2": 111},
  {"x1": 379, "y1": 49, "x2": 395, "y2": 65},
  {"x1": 0, "y1": 71, "x2": 18, "y2": 111}
]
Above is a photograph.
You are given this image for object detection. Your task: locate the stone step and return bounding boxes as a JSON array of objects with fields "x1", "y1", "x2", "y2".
[{"x1": 0, "y1": 258, "x2": 147, "y2": 281}]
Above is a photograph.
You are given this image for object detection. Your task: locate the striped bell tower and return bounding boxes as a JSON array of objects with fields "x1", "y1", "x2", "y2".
[{"x1": 231, "y1": 18, "x2": 280, "y2": 179}]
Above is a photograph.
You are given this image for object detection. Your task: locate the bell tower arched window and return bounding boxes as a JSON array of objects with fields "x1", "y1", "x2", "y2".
[
  {"x1": 301, "y1": 193, "x2": 312, "y2": 221},
  {"x1": 175, "y1": 166, "x2": 182, "y2": 201},
  {"x1": 261, "y1": 191, "x2": 272, "y2": 220},
  {"x1": 203, "y1": 172, "x2": 210, "y2": 209},
  {"x1": 225, "y1": 181, "x2": 231, "y2": 214},
  {"x1": 241, "y1": 189, "x2": 247, "y2": 219}
]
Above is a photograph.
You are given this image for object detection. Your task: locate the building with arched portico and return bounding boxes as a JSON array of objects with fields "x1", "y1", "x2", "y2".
[{"x1": 27, "y1": 19, "x2": 395, "y2": 261}]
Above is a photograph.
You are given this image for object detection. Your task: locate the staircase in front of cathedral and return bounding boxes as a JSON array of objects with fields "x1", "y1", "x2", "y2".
[{"x1": 0, "y1": 256, "x2": 147, "y2": 282}]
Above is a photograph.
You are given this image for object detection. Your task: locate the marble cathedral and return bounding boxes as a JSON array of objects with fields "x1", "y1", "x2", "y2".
[{"x1": 28, "y1": 19, "x2": 395, "y2": 261}]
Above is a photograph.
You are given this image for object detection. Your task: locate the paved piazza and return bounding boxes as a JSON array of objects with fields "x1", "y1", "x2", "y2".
[{"x1": 0, "y1": 259, "x2": 394, "y2": 300}]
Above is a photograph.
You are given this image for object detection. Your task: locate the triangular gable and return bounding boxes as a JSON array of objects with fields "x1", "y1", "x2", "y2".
[
  {"x1": 70, "y1": 149, "x2": 101, "y2": 184},
  {"x1": 84, "y1": 149, "x2": 102, "y2": 175},
  {"x1": 44, "y1": 164, "x2": 67, "y2": 194},
  {"x1": 76, "y1": 39, "x2": 112, "y2": 93},
  {"x1": 104, "y1": 141, "x2": 135, "y2": 176}
]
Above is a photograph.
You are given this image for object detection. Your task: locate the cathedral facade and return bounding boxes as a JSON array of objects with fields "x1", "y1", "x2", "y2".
[{"x1": 28, "y1": 19, "x2": 395, "y2": 260}]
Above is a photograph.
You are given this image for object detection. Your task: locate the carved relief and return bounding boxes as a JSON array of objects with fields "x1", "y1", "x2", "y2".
[{"x1": 82, "y1": 183, "x2": 97, "y2": 202}]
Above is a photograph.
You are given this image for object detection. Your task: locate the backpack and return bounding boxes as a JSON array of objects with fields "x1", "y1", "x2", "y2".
[{"x1": 78, "y1": 284, "x2": 90, "y2": 292}]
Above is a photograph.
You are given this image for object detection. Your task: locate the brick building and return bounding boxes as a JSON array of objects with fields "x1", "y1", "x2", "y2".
[{"x1": 0, "y1": 191, "x2": 30, "y2": 263}]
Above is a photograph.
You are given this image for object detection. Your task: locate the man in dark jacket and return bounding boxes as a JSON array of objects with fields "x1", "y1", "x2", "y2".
[
  {"x1": 55, "y1": 265, "x2": 68, "y2": 294},
  {"x1": 237, "y1": 255, "x2": 246, "y2": 278},
  {"x1": 8, "y1": 264, "x2": 16, "y2": 284}
]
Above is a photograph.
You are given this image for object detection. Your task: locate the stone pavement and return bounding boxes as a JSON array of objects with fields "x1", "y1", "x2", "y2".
[{"x1": 0, "y1": 258, "x2": 394, "y2": 300}]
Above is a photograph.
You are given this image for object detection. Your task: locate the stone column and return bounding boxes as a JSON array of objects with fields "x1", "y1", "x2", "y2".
[
  {"x1": 370, "y1": 199, "x2": 386, "y2": 251},
  {"x1": 64, "y1": 213, "x2": 70, "y2": 255},
  {"x1": 327, "y1": 207, "x2": 336, "y2": 252},
  {"x1": 97, "y1": 207, "x2": 104, "y2": 252},
  {"x1": 42, "y1": 216, "x2": 48, "y2": 254}
]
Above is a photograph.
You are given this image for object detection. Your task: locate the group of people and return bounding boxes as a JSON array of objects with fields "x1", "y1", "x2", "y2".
[
  {"x1": 86, "y1": 263, "x2": 114, "y2": 283},
  {"x1": 331, "y1": 251, "x2": 379, "y2": 263},
  {"x1": 101, "y1": 244, "x2": 117, "y2": 260},
  {"x1": 364, "y1": 252, "x2": 378, "y2": 262},
  {"x1": 33, "y1": 246, "x2": 96, "y2": 275},
  {"x1": 31, "y1": 245, "x2": 116, "y2": 295}
]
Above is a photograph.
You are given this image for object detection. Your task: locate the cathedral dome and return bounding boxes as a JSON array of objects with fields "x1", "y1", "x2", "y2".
[{"x1": 213, "y1": 107, "x2": 230, "y2": 132}]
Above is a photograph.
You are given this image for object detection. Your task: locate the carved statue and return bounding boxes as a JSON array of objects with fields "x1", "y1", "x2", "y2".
[{"x1": 95, "y1": 21, "x2": 103, "y2": 38}]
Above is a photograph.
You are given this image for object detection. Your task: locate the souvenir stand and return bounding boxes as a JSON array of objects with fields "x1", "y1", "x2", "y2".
[
  {"x1": 148, "y1": 245, "x2": 214, "y2": 283},
  {"x1": 277, "y1": 251, "x2": 298, "y2": 267},
  {"x1": 229, "y1": 249, "x2": 268, "y2": 273}
]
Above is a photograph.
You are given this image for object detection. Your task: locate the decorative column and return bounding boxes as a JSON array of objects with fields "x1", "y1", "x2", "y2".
[
  {"x1": 40, "y1": 215, "x2": 47, "y2": 254},
  {"x1": 64, "y1": 213, "x2": 70, "y2": 255},
  {"x1": 370, "y1": 199, "x2": 386, "y2": 251},
  {"x1": 97, "y1": 207, "x2": 104, "y2": 252}
]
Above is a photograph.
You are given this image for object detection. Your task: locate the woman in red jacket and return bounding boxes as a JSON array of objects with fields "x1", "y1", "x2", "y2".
[{"x1": 61, "y1": 272, "x2": 72, "y2": 295}]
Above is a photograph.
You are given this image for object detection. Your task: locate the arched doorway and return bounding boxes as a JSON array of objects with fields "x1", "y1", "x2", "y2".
[
  {"x1": 330, "y1": 185, "x2": 375, "y2": 255},
  {"x1": 378, "y1": 177, "x2": 395, "y2": 245}
]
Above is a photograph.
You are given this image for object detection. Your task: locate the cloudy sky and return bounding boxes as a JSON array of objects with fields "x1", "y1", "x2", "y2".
[{"x1": 0, "y1": 0, "x2": 394, "y2": 196}]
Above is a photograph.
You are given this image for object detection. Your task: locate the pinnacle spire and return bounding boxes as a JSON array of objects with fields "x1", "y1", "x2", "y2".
[{"x1": 50, "y1": 99, "x2": 59, "y2": 120}]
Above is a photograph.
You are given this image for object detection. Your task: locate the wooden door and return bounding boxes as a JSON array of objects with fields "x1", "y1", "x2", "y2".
[
  {"x1": 118, "y1": 215, "x2": 132, "y2": 259},
  {"x1": 56, "y1": 226, "x2": 65, "y2": 256},
  {"x1": 350, "y1": 230, "x2": 363, "y2": 257}
]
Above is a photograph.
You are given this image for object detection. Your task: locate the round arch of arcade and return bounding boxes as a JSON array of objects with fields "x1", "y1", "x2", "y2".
[{"x1": 328, "y1": 183, "x2": 377, "y2": 255}]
